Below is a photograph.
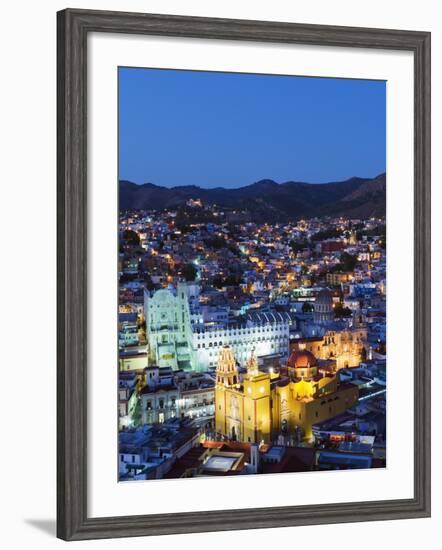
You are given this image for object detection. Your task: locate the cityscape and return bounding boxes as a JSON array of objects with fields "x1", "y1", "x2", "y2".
[{"x1": 118, "y1": 68, "x2": 386, "y2": 481}]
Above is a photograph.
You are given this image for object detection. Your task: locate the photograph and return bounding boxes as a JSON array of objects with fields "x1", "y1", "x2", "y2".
[
  {"x1": 0, "y1": 1, "x2": 434, "y2": 546},
  {"x1": 117, "y1": 67, "x2": 387, "y2": 481}
]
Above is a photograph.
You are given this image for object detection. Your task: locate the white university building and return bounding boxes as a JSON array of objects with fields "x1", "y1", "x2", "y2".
[{"x1": 144, "y1": 282, "x2": 293, "y2": 371}]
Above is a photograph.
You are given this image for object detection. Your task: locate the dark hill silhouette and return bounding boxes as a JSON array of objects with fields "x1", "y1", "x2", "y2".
[{"x1": 119, "y1": 173, "x2": 386, "y2": 222}]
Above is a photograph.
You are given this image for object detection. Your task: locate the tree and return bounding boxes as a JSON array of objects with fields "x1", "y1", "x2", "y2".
[
  {"x1": 144, "y1": 274, "x2": 155, "y2": 290},
  {"x1": 203, "y1": 236, "x2": 226, "y2": 250},
  {"x1": 339, "y1": 252, "x2": 358, "y2": 272},
  {"x1": 227, "y1": 244, "x2": 240, "y2": 257},
  {"x1": 212, "y1": 273, "x2": 243, "y2": 289},
  {"x1": 130, "y1": 398, "x2": 142, "y2": 427},
  {"x1": 289, "y1": 240, "x2": 306, "y2": 255},
  {"x1": 123, "y1": 229, "x2": 140, "y2": 246},
  {"x1": 212, "y1": 275, "x2": 224, "y2": 289},
  {"x1": 334, "y1": 302, "x2": 352, "y2": 318},
  {"x1": 119, "y1": 272, "x2": 137, "y2": 283},
  {"x1": 375, "y1": 341, "x2": 386, "y2": 355},
  {"x1": 181, "y1": 263, "x2": 197, "y2": 282}
]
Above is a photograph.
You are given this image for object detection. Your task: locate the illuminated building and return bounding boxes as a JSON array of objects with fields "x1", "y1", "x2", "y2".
[
  {"x1": 347, "y1": 229, "x2": 358, "y2": 246},
  {"x1": 118, "y1": 311, "x2": 140, "y2": 348},
  {"x1": 215, "y1": 346, "x2": 359, "y2": 442},
  {"x1": 145, "y1": 283, "x2": 291, "y2": 371},
  {"x1": 193, "y1": 311, "x2": 291, "y2": 369},
  {"x1": 140, "y1": 381, "x2": 180, "y2": 425},
  {"x1": 144, "y1": 282, "x2": 197, "y2": 370},
  {"x1": 296, "y1": 311, "x2": 368, "y2": 369},
  {"x1": 326, "y1": 271, "x2": 353, "y2": 285},
  {"x1": 118, "y1": 375, "x2": 139, "y2": 429},
  {"x1": 119, "y1": 348, "x2": 148, "y2": 372},
  {"x1": 139, "y1": 367, "x2": 215, "y2": 424}
]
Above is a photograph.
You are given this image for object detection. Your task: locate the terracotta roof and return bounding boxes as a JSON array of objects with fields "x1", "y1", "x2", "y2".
[
  {"x1": 163, "y1": 446, "x2": 206, "y2": 478},
  {"x1": 287, "y1": 349, "x2": 317, "y2": 369}
]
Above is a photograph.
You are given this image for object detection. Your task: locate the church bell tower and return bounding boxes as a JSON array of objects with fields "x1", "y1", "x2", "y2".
[{"x1": 216, "y1": 345, "x2": 239, "y2": 387}]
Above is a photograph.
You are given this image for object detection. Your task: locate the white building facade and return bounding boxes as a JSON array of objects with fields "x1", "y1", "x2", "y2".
[
  {"x1": 145, "y1": 283, "x2": 292, "y2": 371},
  {"x1": 144, "y1": 282, "x2": 197, "y2": 370},
  {"x1": 193, "y1": 314, "x2": 290, "y2": 369}
]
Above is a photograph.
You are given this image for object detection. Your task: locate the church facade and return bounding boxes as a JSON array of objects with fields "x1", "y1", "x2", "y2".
[
  {"x1": 144, "y1": 282, "x2": 196, "y2": 370},
  {"x1": 295, "y1": 312, "x2": 368, "y2": 370},
  {"x1": 299, "y1": 288, "x2": 368, "y2": 370},
  {"x1": 215, "y1": 346, "x2": 359, "y2": 442}
]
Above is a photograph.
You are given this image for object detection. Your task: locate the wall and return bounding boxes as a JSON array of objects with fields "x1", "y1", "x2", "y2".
[{"x1": 1, "y1": 0, "x2": 440, "y2": 548}]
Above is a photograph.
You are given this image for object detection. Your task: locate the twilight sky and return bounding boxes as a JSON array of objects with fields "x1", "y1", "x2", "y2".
[{"x1": 119, "y1": 67, "x2": 386, "y2": 189}]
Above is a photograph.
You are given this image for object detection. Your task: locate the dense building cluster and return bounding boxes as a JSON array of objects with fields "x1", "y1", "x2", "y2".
[{"x1": 118, "y1": 201, "x2": 386, "y2": 480}]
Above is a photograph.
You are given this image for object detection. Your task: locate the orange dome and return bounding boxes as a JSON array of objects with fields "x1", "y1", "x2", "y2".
[{"x1": 287, "y1": 350, "x2": 317, "y2": 369}]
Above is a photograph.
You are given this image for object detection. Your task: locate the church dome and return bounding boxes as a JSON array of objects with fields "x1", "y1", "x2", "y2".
[
  {"x1": 287, "y1": 349, "x2": 317, "y2": 369},
  {"x1": 315, "y1": 288, "x2": 333, "y2": 305}
]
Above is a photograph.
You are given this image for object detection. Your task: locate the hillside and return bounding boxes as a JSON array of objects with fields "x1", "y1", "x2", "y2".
[{"x1": 119, "y1": 173, "x2": 386, "y2": 222}]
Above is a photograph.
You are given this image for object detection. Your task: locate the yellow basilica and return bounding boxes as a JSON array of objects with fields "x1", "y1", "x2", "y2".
[{"x1": 215, "y1": 345, "x2": 359, "y2": 443}]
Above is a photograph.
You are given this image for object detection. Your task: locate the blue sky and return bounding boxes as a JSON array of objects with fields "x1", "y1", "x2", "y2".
[{"x1": 119, "y1": 67, "x2": 386, "y2": 188}]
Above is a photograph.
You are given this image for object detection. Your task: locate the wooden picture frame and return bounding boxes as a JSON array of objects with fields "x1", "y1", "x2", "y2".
[{"x1": 57, "y1": 8, "x2": 431, "y2": 541}]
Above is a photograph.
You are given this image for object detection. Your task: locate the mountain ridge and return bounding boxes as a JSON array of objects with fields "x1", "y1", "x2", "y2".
[{"x1": 119, "y1": 173, "x2": 386, "y2": 222}]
